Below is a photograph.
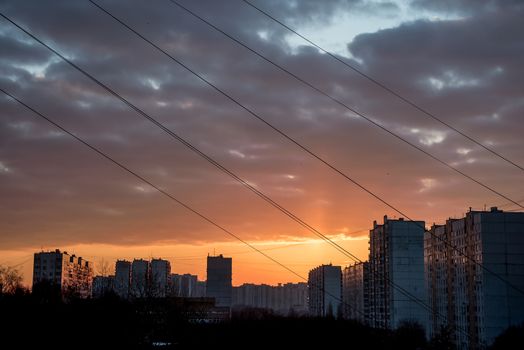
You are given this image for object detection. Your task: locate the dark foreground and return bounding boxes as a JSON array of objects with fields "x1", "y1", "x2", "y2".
[{"x1": 1, "y1": 292, "x2": 521, "y2": 349}]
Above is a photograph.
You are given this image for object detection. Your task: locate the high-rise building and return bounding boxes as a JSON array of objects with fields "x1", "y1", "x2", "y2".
[
  {"x1": 150, "y1": 258, "x2": 171, "y2": 297},
  {"x1": 114, "y1": 260, "x2": 131, "y2": 299},
  {"x1": 206, "y1": 254, "x2": 232, "y2": 307},
  {"x1": 32, "y1": 249, "x2": 93, "y2": 298},
  {"x1": 308, "y1": 264, "x2": 342, "y2": 317},
  {"x1": 368, "y1": 216, "x2": 428, "y2": 332},
  {"x1": 131, "y1": 259, "x2": 150, "y2": 298},
  {"x1": 342, "y1": 262, "x2": 369, "y2": 322},
  {"x1": 425, "y1": 207, "x2": 524, "y2": 349}
]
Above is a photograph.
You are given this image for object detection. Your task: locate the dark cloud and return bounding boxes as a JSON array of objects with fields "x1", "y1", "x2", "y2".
[{"x1": 1, "y1": 0, "x2": 523, "y2": 250}]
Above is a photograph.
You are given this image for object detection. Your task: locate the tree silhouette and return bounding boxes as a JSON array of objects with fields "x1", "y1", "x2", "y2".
[{"x1": 0, "y1": 265, "x2": 23, "y2": 295}]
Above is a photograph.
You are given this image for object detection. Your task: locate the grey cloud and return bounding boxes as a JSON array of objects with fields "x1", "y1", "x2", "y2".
[{"x1": 1, "y1": 0, "x2": 523, "y2": 250}]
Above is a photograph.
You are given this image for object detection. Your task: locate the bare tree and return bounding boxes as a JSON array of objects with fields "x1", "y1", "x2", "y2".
[
  {"x1": 96, "y1": 258, "x2": 112, "y2": 277},
  {"x1": 0, "y1": 265, "x2": 23, "y2": 294}
]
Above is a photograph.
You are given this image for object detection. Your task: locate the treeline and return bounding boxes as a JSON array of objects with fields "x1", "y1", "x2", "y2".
[{"x1": 0, "y1": 289, "x2": 522, "y2": 349}]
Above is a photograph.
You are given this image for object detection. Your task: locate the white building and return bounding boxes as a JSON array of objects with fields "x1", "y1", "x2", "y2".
[
  {"x1": 33, "y1": 249, "x2": 93, "y2": 298},
  {"x1": 206, "y1": 254, "x2": 232, "y2": 307},
  {"x1": 425, "y1": 207, "x2": 524, "y2": 349},
  {"x1": 342, "y1": 262, "x2": 368, "y2": 322},
  {"x1": 150, "y1": 258, "x2": 171, "y2": 297},
  {"x1": 368, "y1": 216, "x2": 428, "y2": 332},
  {"x1": 308, "y1": 264, "x2": 342, "y2": 317}
]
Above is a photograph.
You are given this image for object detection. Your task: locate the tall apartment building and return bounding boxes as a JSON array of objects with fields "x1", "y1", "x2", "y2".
[
  {"x1": 131, "y1": 259, "x2": 150, "y2": 298},
  {"x1": 308, "y1": 264, "x2": 342, "y2": 317},
  {"x1": 425, "y1": 208, "x2": 524, "y2": 348},
  {"x1": 33, "y1": 249, "x2": 93, "y2": 298},
  {"x1": 114, "y1": 260, "x2": 131, "y2": 298},
  {"x1": 232, "y1": 282, "x2": 308, "y2": 314},
  {"x1": 206, "y1": 254, "x2": 232, "y2": 307},
  {"x1": 150, "y1": 258, "x2": 171, "y2": 297},
  {"x1": 342, "y1": 262, "x2": 369, "y2": 322},
  {"x1": 368, "y1": 216, "x2": 428, "y2": 332}
]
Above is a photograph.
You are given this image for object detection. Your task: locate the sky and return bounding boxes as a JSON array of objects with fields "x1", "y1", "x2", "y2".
[{"x1": 1, "y1": 0, "x2": 523, "y2": 286}]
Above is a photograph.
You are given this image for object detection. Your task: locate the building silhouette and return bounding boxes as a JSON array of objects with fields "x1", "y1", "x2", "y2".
[
  {"x1": 425, "y1": 207, "x2": 524, "y2": 349},
  {"x1": 131, "y1": 259, "x2": 150, "y2": 298},
  {"x1": 308, "y1": 264, "x2": 342, "y2": 317},
  {"x1": 342, "y1": 262, "x2": 369, "y2": 322},
  {"x1": 171, "y1": 273, "x2": 201, "y2": 297},
  {"x1": 114, "y1": 260, "x2": 131, "y2": 298},
  {"x1": 206, "y1": 254, "x2": 232, "y2": 307},
  {"x1": 368, "y1": 216, "x2": 428, "y2": 332},
  {"x1": 33, "y1": 249, "x2": 93, "y2": 298},
  {"x1": 92, "y1": 275, "x2": 114, "y2": 298},
  {"x1": 150, "y1": 258, "x2": 171, "y2": 297},
  {"x1": 232, "y1": 282, "x2": 308, "y2": 314}
]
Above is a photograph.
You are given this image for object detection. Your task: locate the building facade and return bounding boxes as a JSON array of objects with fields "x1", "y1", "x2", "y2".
[
  {"x1": 33, "y1": 249, "x2": 93, "y2": 298},
  {"x1": 368, "y1": 216, "x2": 428, "y2": 332},
  {"x1": 342, "y1": 262, "x2": 369, "y2": 322},
  {"x1": 92, "y1": 275, "x2": 114, "y2": 298},
  {"x1": 206, "y1": 254, "x2": 232, "y2": 307},
  {"x1": 232, "y1": 282, "x2": 308, "y2": 314},
  {"x1": 131, "y1": 259, "x2": 150, "y2": 298},
  {"x1": 171, "y1": 273, "x2": 198, "y2": 297},
  {"x1": 150, "y1": 258, "x2": 171, "y2": 297},
  {"x1": 114, "y1": 260, "x2": 131, "y2": 299},
  {"x1": 425, "y1": 208, "x2": 524, "y2": 348},
  {"x1": 308, "y1": 264, "x2": 342, "y2": 317}
]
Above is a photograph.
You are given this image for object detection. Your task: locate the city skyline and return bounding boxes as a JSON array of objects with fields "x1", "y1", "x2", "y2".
[{"x1": 2, "y1": 0, "x2": 524, "y2": 290}]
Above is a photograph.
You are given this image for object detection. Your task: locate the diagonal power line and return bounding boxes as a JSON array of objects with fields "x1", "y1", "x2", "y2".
[
  {"x1": 163, "y1": 0, "x2": 523, "y2": 210},
  {"x1": 0, "y1": 87, "x2": 365, "y2": 320},
  {"x1": 89, "y1": 0, "x2": 524, "y2": 302},
  {"x1": 0, "y1": 11, "x2": 456, "y2": 331},
  {"x1": 89, "y1": 0, "x2": 524, "y2": 300},
  {"x1": 241, "y1": 0, "x2": 524, "y2": 174},
  {"x1": 0, "y1": 11, "x2": 358, "y2": 264},
  {"x1": 2, "y1": 2, "x2": 522, "y2": 303}
]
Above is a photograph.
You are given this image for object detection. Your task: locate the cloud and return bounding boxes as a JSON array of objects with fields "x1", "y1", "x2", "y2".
[{"x1": 0, "y1": 0, "x2": 523, "y2": 251}]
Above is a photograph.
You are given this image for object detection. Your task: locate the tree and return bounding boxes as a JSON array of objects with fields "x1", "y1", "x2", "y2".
[
  {"x1": 0, "y1": 265, "x2": 23, "y2": 294},
  {"x1": 96, "y1": 258, "x2": 112, "y2": 277}
]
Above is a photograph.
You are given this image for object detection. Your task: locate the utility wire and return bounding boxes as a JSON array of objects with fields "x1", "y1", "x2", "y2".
[
  {"x1": 2, "y1": 2, "x2": 521, "y2": 315},
  {"x1": 0, "y1": 12, "x2": 357, "y2": 265},
  {"x1": 164, "y1": 0, "x2": 523, "y2": 211},
  {"x1": 0, "y1": 87, "x2": 365, "y2": 320},
  {"x1": 0, "y1": 9, "x2": 501, "y2": 339},
  {"x1": 88, "y1": 0, "x2": 524, "y2": 301},
  {"x1": 0, "y1": 12, "x2": 448, "y2": 332},
  {"x1": 241, "y1": 0, "x2": 524, "y2": 174},
  {"x1": 84, "y1": 2, "x2": 524, "y2": 330}
]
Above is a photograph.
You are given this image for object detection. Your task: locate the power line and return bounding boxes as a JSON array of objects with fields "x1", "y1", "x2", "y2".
[
  {"x1": 2, "y1": 1, "x2": 521, "y2": 309},
  {"x1": 77, "y1": 2, "x2": 524, "y2": 302},
  {"x1": 0, "y1": 11, "x2": 359, "y2": 265},
  {"x1": 241, "y1": 0, "x2": 524, "y2": 174},
  {"x1": 0, "y1": 8, "x2": 506, "y2": 338},
  {"x1": 0, "y1": 12, "x2": 445, "y2": 330},
  {"x1": 87, "y1": 0, "x2": 524, "y2": 301},
  {"x1": 164, "y1": 0, "x2": 523, "y2": 211},
  {"x1": 0, "y1": 87, "x2": 365, "y2": 320}
]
